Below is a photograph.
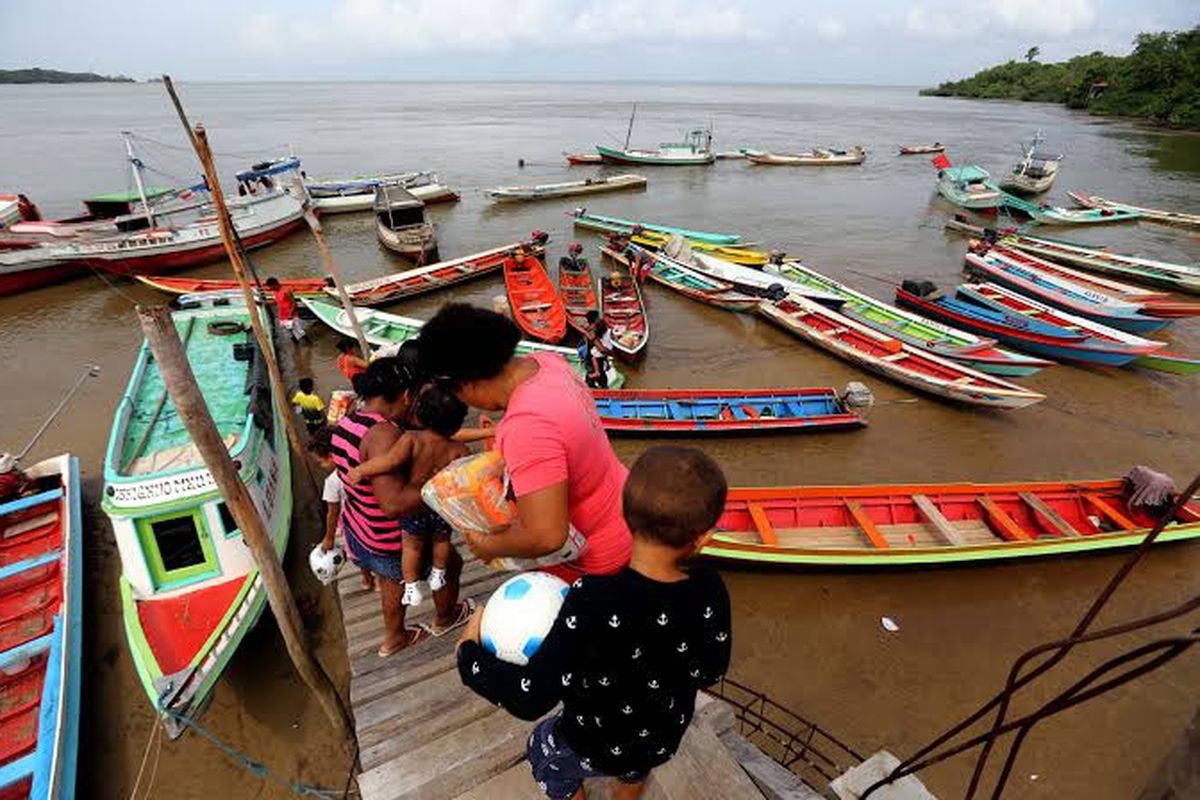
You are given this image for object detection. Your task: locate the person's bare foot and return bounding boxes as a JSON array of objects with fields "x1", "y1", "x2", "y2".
[
  {"x1": 360, "y1": 571, "x2": 376, "y2": 592},
  {"x1": 378, "y1": 625, "x2": 429, "y2": 657}
]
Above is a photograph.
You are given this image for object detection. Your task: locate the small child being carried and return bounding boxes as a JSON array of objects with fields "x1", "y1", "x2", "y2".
[{"x1": 347, "y1": 385, "x2": 472, "y2": 607}]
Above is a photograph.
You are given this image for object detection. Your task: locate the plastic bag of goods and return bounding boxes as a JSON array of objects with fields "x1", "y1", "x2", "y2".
[{"x1": 326, "y1": 390, "x2": 356, "y2": 425}]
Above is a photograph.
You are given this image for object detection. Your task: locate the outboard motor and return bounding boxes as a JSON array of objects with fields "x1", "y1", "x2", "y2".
[
  {"x1": 763, "y1": 283, "x2": 788, "y2": 302},
  {"x1": 901, "y1": 279, "x2": 939, "y2": 299},
  {"x1": 530, "y1": 230, "x2": 550, "y2": 246}
]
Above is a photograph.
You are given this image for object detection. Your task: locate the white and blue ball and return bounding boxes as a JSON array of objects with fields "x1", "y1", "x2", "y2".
[{"x1": 481, "y1": 572, "x2": 570, "y2": 665}]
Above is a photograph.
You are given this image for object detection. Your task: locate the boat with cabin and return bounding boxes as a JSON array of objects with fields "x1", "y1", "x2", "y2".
[
  {"x1": 487, "y1": 174, "x2": 646, "y2": 203},
  {"x1": 936, "y1": 164, "x2": 1003, "y2": 210},
  {"x1": 592, "y1": 388, "x2": 866, "y2": 435},
  {"x1": 596, "y1": 107, "x2": 715, "y2": 166},
  {"x1": 102, "y1": 293, "x2": 291, "y2": 737},
  {"x1": 998, "y1": 131, "x2": 1062, "y2": 196},
  {"x1": 374, "y1": 184, "x2": 437, "y2": 263}
]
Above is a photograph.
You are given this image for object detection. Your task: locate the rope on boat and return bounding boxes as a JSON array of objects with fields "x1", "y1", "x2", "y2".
[
  {"x1": 161, "y1": 708, "x2": 356, "y2": 798},
  {"x1": 127, "y1": 717, "x2": 163, "y2": 800}
]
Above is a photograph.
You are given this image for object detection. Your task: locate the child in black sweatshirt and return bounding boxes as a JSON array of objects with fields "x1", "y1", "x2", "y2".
[{"x1": 457, "y1": 446, "x2": 732, "y2": 800}]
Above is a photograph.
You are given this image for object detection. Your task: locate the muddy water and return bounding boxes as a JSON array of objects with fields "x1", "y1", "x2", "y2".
[{"x1": 1, "y1": 82, "x2": 1198, "y2": 798}]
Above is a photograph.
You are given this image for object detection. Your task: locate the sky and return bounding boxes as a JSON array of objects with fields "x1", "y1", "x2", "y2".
[{"x1": 1, "y1": 0, "x2": 1195, "y2": 85}]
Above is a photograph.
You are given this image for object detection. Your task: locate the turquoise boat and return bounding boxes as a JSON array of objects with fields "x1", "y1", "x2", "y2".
[
  {"x1": 569, "y1": 209, "x2": 741, "y2": 245},
  {"x1": 0, "y1": 454, "x2": 81, "y2": 800},
  {"x1": 302, "y1": 297, "x2": 626, "y2": 388},
  {"x1": 102, "y1": 292, "x2": 291, "y2": 737},
  {"x1": 936, "y1": 165, "x2": 1003, "y2": 210}
]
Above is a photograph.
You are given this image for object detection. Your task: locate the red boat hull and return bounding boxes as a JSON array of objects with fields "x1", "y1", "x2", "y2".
[
  {"x1": 505, "y1": 254, "x2": 567, "y2": 343},
  {"x1": 83, "y1": 217, "x2": 305, "y2": 276},
  {"x1": 0, "y1": 260, "x2": 87, "y2": 297}
]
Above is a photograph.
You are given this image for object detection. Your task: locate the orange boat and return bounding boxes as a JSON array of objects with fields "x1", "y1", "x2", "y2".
[
  {"x1": 557, "y1": 255, "x2": 598, "y2": 334},
  {"x1": 505, "y1": 250, "x2": 567, "y2": 343},
  {"x1": 135, "y1": 274, "x2": 330, "y2": 296},
  {"x1": 704, "y1": 477, "x2": 1200, "y2": 568}
]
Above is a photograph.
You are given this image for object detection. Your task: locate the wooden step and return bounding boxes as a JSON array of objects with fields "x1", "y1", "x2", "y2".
[{"x1": 360, "y1": 678, "x2": 499, "y2": 771}]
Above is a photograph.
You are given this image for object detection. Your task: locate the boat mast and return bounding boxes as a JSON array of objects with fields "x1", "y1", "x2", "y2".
[
  {"x1": 624, "y1": 103, "x2": 637, "y2": 150},
  {"x1": 122, "y1": 131, "x2": 156, "y2": 226}
]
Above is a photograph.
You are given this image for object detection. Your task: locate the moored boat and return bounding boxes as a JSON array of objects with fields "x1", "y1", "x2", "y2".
[
  {"x1": 758, "y1": 295, "x2": 1045, "y2": 409},
  {"x1": 102, "y1": 293, "x2": 291, "y2": 737},
  {"x1": 0, "y1": 453, "x2": 81, "y2": 799},
  {"x1": 487, "y1": 174, "x2": 646, "y2": 203},
  {"x1": 306, "y1": 171, "x2": 458, "y2": 213},
  {"x1": 997, "y1": 131, "x2": 1062, "y2": 196},
  {"x1": 564, "y1": 152, "x2": 603, "y2": 166},
  {"x1": 570, "y1": 209, "x2": 741, "y2": 245},
  {"x1": 504, "y1": 250, "x2": 567, "y2": 344},
  {"x1": 592, "y1": 388, "x2": 866, "y2": 435},
  {"x1": 680, "y1": 248, "x2": 846, "y2": 306},
  {"x1": 596, "y1": 129, "x2": 715, "y2": 166},
  {"x1": 595, "y1": 251, "x2": 650, "y2": 361},
  {"x1": 1134, "y1": 352, "x2": 1200, "y2": 375},
  {"x1": 615, "y1": 247, "x2": 760, "y2": 313},
  {"x1": 557, "y1": 253, "x2": 598, "y2": 335},
  {"x1": 1068, "y1": 191, "x2": 1200, "y2": 231},
  {"x1": 374, "y1": 185, "x2": 437, "y2": 263},
  {"x1": 899, "y1": 144, "x2": 945, "y2": 155},
  {"x1": 570, "y1": 213, "x2": 765, "y2": 265},
  {"x1": 301, "y1": 297, "x2": 625, "y2": 388},
  {"x1": 936, "y1": 164, "x2": 1002, "y2": 210},
  {"x1": 0, "y1": 248, "x2": 86, "y2": 297},
  {"x1": 704, "y1": 476, "x2": 1200, "y2": 568},
  {"x1": 743, "y1": 147, "x2": 865, "y2": 166},
  {"x1": 135, "y1": 274, "x2": 331, "y2": 296}
]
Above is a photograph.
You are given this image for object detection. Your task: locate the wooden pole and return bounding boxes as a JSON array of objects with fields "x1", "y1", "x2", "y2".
[
  {"x1": 135, "y1": 306, "x2": 353, "y2": 746},
  {"x1": 302, "y1": 206, "x2": 373, "y2": 358}
]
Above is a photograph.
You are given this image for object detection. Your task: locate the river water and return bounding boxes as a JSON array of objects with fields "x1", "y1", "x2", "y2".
[{"x1": 2, "y1": 82, "x2": 1198, "y2": 798}]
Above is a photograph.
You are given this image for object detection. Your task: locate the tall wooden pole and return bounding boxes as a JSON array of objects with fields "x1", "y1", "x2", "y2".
[
  {"x1": 302, "y1": 207, "x2": 372, "y2": 358},
  {"x1": 136, "y1": 306, "x2": 353, "y2": 746}
]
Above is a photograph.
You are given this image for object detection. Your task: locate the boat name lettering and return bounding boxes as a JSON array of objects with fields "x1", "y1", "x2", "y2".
[{"x1": 112, "y1": 472, "x2": 215, "y2": 503}]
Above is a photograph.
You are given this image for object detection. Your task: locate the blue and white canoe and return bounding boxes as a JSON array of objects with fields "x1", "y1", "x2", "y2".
[
  {"x1": 592, "y1": 388, "x2": 867, "y2": 435},
  {"x1": 0, "y1": 454, "x2": 81, "y2": 800}
]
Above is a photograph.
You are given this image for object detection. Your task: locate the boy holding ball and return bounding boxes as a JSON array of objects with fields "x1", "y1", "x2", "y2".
[{"x1": 457, "y1": 446, "x2": 732, "y2": 800}]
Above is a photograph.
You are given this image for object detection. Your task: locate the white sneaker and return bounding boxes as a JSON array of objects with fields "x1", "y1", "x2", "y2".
[
  {"x1": 401, "y1": 582, "x2": 425, "y2": 607},
  {"x1": 428, "y1": 567, "x2": 447, "y2": 592}
]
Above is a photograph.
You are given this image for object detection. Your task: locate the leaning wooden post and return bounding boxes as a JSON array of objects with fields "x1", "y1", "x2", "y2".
[
  {"x1": 302, "y1": 207, "x2": 372, "y2": 358},
  {"x1": 136, "y1": 305, "x2": 354, "y2": 747}
]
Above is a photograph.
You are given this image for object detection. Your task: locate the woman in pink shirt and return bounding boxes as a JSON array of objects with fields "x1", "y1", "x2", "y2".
[{"x1": 417, "y1": 303, "x2": 632, "y2": 579}]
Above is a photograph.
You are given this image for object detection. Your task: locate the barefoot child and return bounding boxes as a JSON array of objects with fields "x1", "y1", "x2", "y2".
[
  {"x1": 306, "y1": 427, "x2": 374, "y2": 591},
  {"x1": 456, "y1": 446, "x2": 733, "y2": 800},
  {"x1": 347, "y1": 385, "x2": 473, "y2": 608}
]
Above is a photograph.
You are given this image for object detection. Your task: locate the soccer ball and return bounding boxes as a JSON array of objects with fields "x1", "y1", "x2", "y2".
[
  {"x1": 481, "y1": 572, "x2": 570, "y2": 665},
  {"x1": 309, "y1": 543, "x2": 347, "y2": 585}
]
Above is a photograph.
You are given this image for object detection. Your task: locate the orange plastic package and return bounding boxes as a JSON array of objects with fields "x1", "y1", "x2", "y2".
[{"x1": 420, "y1": 450, "x2": 516, "y2": 535}]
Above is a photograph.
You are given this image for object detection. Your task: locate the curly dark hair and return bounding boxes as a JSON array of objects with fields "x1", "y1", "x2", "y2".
[
  {"x1": 417, "y1": 303, "x2": 521, "y2": 383},
  {"x1": 414, "y1": 385, "x2": 468, "y2": 438},
  {"x1": 352, "y1": 353, "x2": 421, "y2": 401},
  {"x1": 305, "y1": 425, "x2": 336, "y2": 456},
  {"x1": 623, "y1": 446, "x2": 728, "y2": 548}
]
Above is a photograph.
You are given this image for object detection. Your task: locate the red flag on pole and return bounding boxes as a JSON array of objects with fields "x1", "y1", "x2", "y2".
[{"x1": 931, "y1": 153, "x2": 951, "y2": 170}]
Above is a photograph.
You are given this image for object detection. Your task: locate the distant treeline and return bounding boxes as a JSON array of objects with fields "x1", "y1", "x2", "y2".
[
  {"x1": 921, "y1": 27, "x2": 1200, "y2": 129},
  {"x1": 0, "y1": 67, "x2": 135, "y2": 84}
]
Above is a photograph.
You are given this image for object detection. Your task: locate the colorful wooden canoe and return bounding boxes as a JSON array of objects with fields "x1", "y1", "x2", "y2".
[
  {"x1": 102, "y1": 293, "x2": 291, "y2": 737},
  {"x1": 998, "y1": 192, "x2": 1141, "y2": 226},
  {"x1": 682, "y1": 251, "x2": 846, "y2": 307},
  {"x1": 0, "y1": 454, "x2": 81, "y2": 800},
  {"x1": 595, "y1": 252, "x2": 649, "y2": 361},
  {"x1": 135, "y1": 274, "x2": 330, "y2": 296},
  {"x1": 592, "y1": 388, "x2": 866, "y2": 434},
  {"x1": 743, "y1": 147, "x2": 866, "y2": 166},
  {"x1": 570, "y1": 210, "x2": 741, "y2": 245},
  {"x1": 558, "y1": 256, "x2": 598, "y2": 335},
  {"x1": 704, "y1": 477, "x2": 1200, "y2": 567},
  {"x1": 1068, "y1": 191, "x2": 1200, "y2": 231},
  {"x1": 616, "y1": 247, "x2": 761, "y2": 313},
  {"x1": 1134, "y1": 352, "x2": 1200, "y2": 375},
  {"x1": 761, "y1": 259, "x2": 1052, "y2": 377},
  {"x1": 564, "y1": 152, "x2": 603, "y2": 165},
  {"x1": 301, "y1": 297, "x2": 625, "y2": 388},
  {"x1": 505, "y1": 251, "x2": 567, "y2": 344},
  {"x1": 943, "y1": 219, "x2": 1200, "y2": 295},
  {"x1": 964, "y1": 249, "x2": 1173, "y2": 335},
  {"x1": 571, "y1": 213, "x2": 769, "y2": 265},
  {"x1": 758, "y1": 296, "x2": 1045, "y2": 409},
  {"x1": 896, "y1": 284, "x2": 1165, "y2": 367},
  {"x1": 337, "y1": 239, "x2": 545, "y2": 306}
]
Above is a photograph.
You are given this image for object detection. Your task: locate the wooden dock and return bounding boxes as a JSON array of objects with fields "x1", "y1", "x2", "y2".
[{"x1": 335, "y1": 550, "x2": 767, "y2": 799}]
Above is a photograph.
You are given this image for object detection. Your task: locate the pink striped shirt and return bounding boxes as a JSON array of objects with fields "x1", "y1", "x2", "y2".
[{"x1": 331, "y1": 410, "x2": 405, "y2": 555}]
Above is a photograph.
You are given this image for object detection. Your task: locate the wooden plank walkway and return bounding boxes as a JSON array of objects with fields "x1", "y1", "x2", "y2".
[{"x1": 336, "y1": 550, "x2": 765, "y2": 800}]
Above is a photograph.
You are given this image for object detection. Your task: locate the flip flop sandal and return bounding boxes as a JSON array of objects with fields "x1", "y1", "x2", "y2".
[
  {"x1": 378, "y1": 625, "x2": 430, "y2": 658},
  {"x1": 429, "y1": 598, "x2": 477, "y2": 638}
]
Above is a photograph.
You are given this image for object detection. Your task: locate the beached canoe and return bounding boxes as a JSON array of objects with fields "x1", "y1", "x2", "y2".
[
  {"x1": 301, "y1": 297, "x2": 625, "y2": 388},
  {"x1": 676, "y1": 248, "x2": 846, "y2": 307},
  {"x1": 505, "y1": 251, "x2": 567, "y2": 344},
  {"x1": 616, "y1": 247, "x2": 761, "y2": 313},
  {"x1": 704, "y1": 476, "x2": 1200, "y2": 567},
  {"x1": 899, "y1": 144, "x2": 945, "y2": 155},
  {"x1": 758, "y1": 295, "x2": 1045, "y2": 409},
  {"x1": 595, "y1": 252, "x2": 649, "y2": 361},
  {"x1": 963, "y1": 249, "x2": 1173, "y2": 335},
  {"x1": 487, "y1": 174, "x2": 646, "y2": 203},
  {"x1": 558, "y1": 255, "x2": 598, "y2": 335},
  {"x1": 135, "y1": 274, "x2": 331, "y2": 296},
  {"x1": 336, "y1": 239, "x2": 546, "y2": 306},
  {"x1": 760, "y1": 260, "x2": 1052, "y2": 377},
  {"x1": 592, "y1": 388, "x2": 866, "y2": 435},
  {"x1": 1068, "y1": 191, "x2": 1200, "y2": 231},
  {"x1": 743, "y1": 147, "x2": 866, "y2": 166},
  {"x1": 570, "y1": 210, "x2": 741, "y2": 245},
  {"x1": 102, "y1": 293, "x2": 291, "y2": 737},
  {"x1": 1, "y1": 453, "x2": 81, "y2": 799},
  {"x1": 1134, "y1": 352, "x2": 1200, "y2": 375}
]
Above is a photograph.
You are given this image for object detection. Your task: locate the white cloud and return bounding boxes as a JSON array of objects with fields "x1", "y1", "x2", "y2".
[
  {"x1": 816, "y1": 17, "x2": 847, "y2": 41},
  {"x1": 905, "y1": 0, "x2": 1096, "y2": 40},
  {"x1": 572, "y1": 0, "x2": 752, "y2": 44}
]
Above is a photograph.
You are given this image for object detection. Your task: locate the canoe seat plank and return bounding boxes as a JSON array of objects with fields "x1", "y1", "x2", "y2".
[
  {"x1": 845, "y1": 500, "x2": 889, "y2": 549},
  {"x1": 911, "y1": 494, "x2": 967, "y2": 546},
  {"x1": 746, "y1": 503, "x2": 779, "y2": 546},
  {"x1": 1019, "y1": 492, "x2": 1081, "y2": 537},
  {"x1": 1084, "y1": 493, "x2": 1137, "y2": 531},
  {"x1": 978, "y1": 495, "x2": 1032, "y2": 542}
]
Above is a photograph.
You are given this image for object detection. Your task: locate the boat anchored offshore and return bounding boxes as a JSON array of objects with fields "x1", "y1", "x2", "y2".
[
  {"x1": 102, "y1": 293, "x2": 292, "y2": 737},
  {"x1": 596, "y1": 129, "x2": 715, "y2": 166},
  {"x1": 374, "y1": 184, "x2": 437, "y2": 262},
  {"x1": 899, "y1": 143, "x2": 945, "y2": 155},
  {"x1": 998, "y1": 131, "x2": 1062, "y2": 196},
  {"x1": 742, "y1": 147, "x2": 866, "y2": 166},
  {"x1": 487, "y1": 174, "x2": 647, "y2": 203}
]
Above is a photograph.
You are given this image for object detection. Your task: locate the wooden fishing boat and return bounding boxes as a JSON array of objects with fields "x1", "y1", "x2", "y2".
[
  {"x1": 301, "y1": 297, "x2": 625, "y2": 388},
  {"x1": 337, "y1": 238, "x2": 546, "y2": 306},
  {"x1": 0, "y1": 247, "x2": 86, "y2": 297},
  {"x1": 592, "y1": 388, "x2": 866, "y2": 435},
  {"x1": 306, "y1": 171, "x2": 458, "y2": 213},
  {"x1": 964, "y1": 249, "x2": 1173, "y2": 335},
  {"x1": 596, "y1": 129, "x2": 715, "y2": 166},
  {"x1": 758, "y1": 296, "x2": 1045, "y2": 409},
  {"x1": 374, "y1": 185, "x2": 437, "y2": 263},
  {"x1": 0, "y1": 453, "x2": 81, "y2": 799},
  {"x1": 558, "y1": 255, "x2": 598, "y2": 334},
  {"x1": 896, "y1": 283, "x2": 1165, "y2": 367},
  {"x1": 0, "y1": 194, "x2": 23, "y2": 228},
  {"x1": 595, "y1": 251, "x2": 649, "y2": 361},
  {"x1": 704, "y1": 476, "x2": 1200, "y2": 568},
  {"x1": 997, "y1": 131, "x2": 1062, "y2": 196},
  {"x1": 570, "y1": 213, "x2": 765, "y2": 265},
  {"x1": 504, "y1": 251, "x2": 567, "y2": 344},
  {"x1": 569, "y1": 209, "x2": 742, "y2": 245},
  {"x1": 487, "y1": 174, "x2": 646, "y2": 203},
  {"x1": 1068, "y1": 191, "x2": 1200, "y2": 231},
  {"x1": 0, "y1": 185, "x2": 180, "y2": 250},
  {"x1": 1015, "y1": 200, "x2": 1141, "y2": 226},
  {"x1": 1134, "y1": 352, "x2": 1200, "y2": 375},
  {"x1": 715, "y1": 151, "x2": 748, "y2": 160},
  {"x1": 135, "y1": 274, "x2": 330, "y2": 296},
  {"x1": 564, "y1": 152, "x2": 603, "y2": 166},
  {"x1": 684, "y1": 250, "x2": 845, "y2": 306},
  {"x1": 760, "y1": 260, "x2": 1052, "y2": 377},
  {"x1": 943, "y1": 219, "x2": 1200, "y2": 295},
  {"x1": 936, "y1": 165, "x2": 1002, "y2": 210},
  {"x1": 743, "y1": 147, "x2": 865, "y2": 166},
  {"x1": 102, "y1": 293, "x2": 291, "y2": 737},
  {"x1": 899, "y1": 144, "x2": 945, "y2": 155},
  {"x1": 613, "y1": 247, "x2": 760, "y2": 313}
]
